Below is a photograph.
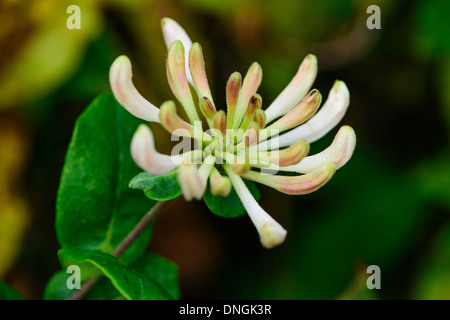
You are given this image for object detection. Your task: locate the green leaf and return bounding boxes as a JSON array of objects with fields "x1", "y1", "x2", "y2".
[
  {"x1": 129, "y1": 171, "x2": 182, "y2": 201},
  {"x1": 58, "y1": 248, "x2": 173, "y2": 300},
  {"x1": 56, "y1": 94, "x2": 154, "y2": 265},
  {"x1": 203, "y1": 179, "x2": 260, "y2": 218},
  {"x1": 130, "y1": 254, "x2": 179, "y2": 299},
  {"x1": 44, "y1": 253, "x2": 179, "y2": 300},
  {"x1": 0, "y1": 281, "x2": 24, "y2": 300},
  {"x1": 43, "y1": 271, "x2": 77, "y2": 300},
  {"x1": 86, "y1": 253, "x2": 179, "y2": 300}
]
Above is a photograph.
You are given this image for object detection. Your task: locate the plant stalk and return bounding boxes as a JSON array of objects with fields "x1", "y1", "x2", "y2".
[{"x1": 67, "y1": 201, "x2": 168, "y2": 300}]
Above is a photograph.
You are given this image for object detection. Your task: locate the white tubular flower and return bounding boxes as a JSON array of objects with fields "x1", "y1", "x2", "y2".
[
  {"x1": 251, "y1": 126, "x2": 356, "y2": 175},
  {"x1": 110, "y1": 17, "x2": 356, "y2": 249},
  {"x1": 131, "y1": 124, "x2": 178, "y2": 175},
  {"x1": 264, "y1": 54, "x2": 318, "y2": 123},
  {"x1": 166, "y1": 41, "x2": 200, "y2": 124},
  {"x1": 177, "y1": 163, "x2": 204, "y2": 201},
  {"x1": 255, "y1": 80, "x2": 350, "y2": 152},
  {"x1": 282, "y1": 125, "x2": 356, "y2": 173},
  {"x1": 232, "y1": 63, "x2": 263, "y2": 130},
  {"x1": 225, "y1": 166, "x2": 287, "y2": 249},
  {"x1": 109, "y1": 56, "x2": 160, "y2": 122},
  {"x1": 161, "y1": 17, "x2": 194, "y2": 87}
]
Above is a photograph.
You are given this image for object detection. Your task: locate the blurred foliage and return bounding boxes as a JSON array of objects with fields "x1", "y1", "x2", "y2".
[
  {"x1": 0, "y1": 118, "x2": 30, "y2": 277},
  {"x1": 0, "y1": 0, "x2": 103, "y2": 109},
  {"x1": 0, "y1": 0, "x2": 449, "y2": 299},
  {"x1": 413, "y1": 0, "x2": 450, "y2": 57},
  {"x1": 413, "y1": 223, "x2": 450, "y2": 299}
]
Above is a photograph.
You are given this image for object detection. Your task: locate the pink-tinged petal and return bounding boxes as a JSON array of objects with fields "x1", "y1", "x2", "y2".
[
  {"x1": 243, "y1": 164, "x2": 336, "y2": 195},
  {"x1": 263, "y1": 89, "x2": 321, "y2": 137},
  {"x1": 268, "y1": 140, "x2": 310, "y2": 167},
  {"x1": 209, "y1": 168, "x2": 232, "y2": 196},
  {"x1": 226, "y1": 72, "x2": 242, "y2": 129},
  {"x1": 178, "y1": 156, "x2": 215, "y2": 201},
  {"x1": 171, "y1": 150, "x2": 204, "y2": 166},
  {"x1": 255, "y1": 80, "x2": 350, "y2": 152},
  {"x1": 277, "y1": 80, "x2": 350, "y2": 147},
  {"x1": 231, "y1": 162, "x2": 251, "y2": 175},
  {"x1": 159, "y1": 100, "x2": 193, "y2": 137},
  {"x1": 252, "y1": 109, "x2": 266, "y2": 129},
  {"x1": 131, "y1": 124, "x2": 178, "y2": 175},
  {"x1": 232, "y1": 62, "x2": 263, "y2": 129},
  {"x1": 189, "y1": 43, "x2": 215, "y2": 104},
  {"x1": 224, "y1": 166, "x2": 287, "y2": 248},
  {"x1": 199, "y1": 96, "x2": 217, "y2": 126},
  {"x1": 224, "y1": 150, "x2": 251, "y2": 175},
  {"x1": 109, "y1": 56, "x2": 160, "y2": 122},
  {"x1": 239, "y1": 94, "x2": 262, "y2": 133},
  {"x1": 161, "y1": 17, "x2": 194, "y2": 86},
  {"x1": 244, "y1": 140, "x2": 309, "y2": 167},
  {"x1": 212, "y1": 110, "x2": 227, "y2": 135},
  {"x1": 178, "y1": 163, "x2": 205, "y2": 201},
  {"x1": 237, "y1": 121, "x2": 260, "y2": 150},
  {"x1": 167, "y1": 41, "x2": 200, "y2": 124},
  {"x1": 198, "y1": 154, "x2": 216, "y2": 188},
  {"x1": 159, "y1": 101, "x2": 209, "y2": 141},
  {"x1": 284, "y1": 125, "x2": 356, "y2": 173},
  {"x1": 258, "y1": 90, "x2": 321, "y2": 144},
  {"x1": 265, "y1": 54, "x2": 318, "y2": 123}
]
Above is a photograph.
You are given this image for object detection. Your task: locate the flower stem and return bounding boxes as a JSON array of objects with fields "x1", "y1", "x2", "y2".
[
  {"x1": 112, "y1": 201, "x2": 167, "y2": 258},
  {"x1": 67, "y1": 201, "x2": 168, "y2": 300}
]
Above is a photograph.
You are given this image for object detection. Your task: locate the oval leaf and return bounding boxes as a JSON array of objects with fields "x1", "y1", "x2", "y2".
[
  {"x1": 45, "y1": 253, "x2": 179, "y2": 300},
  {"x1": 129, "y1": 171, "x2": 182, "y2": 201},
  {"x1": 85, "y1": 253, "x2": 179, "y2": 300},
  {"x1": 58, "y1": 248, "x2": 173, "y2": 300},
  {"x1": 56, "y1": 94, "x2": 154, "y2": 265}
]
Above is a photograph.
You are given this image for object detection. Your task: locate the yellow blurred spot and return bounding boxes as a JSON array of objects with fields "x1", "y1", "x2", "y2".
[{"x1": 0, "y1": 117, "x2": 30, "y2": 277}]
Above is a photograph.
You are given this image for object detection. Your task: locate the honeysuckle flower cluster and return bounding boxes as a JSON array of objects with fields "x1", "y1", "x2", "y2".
[{"x1": 109, "y1": 17, "x2": 356, "y2": 249}]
